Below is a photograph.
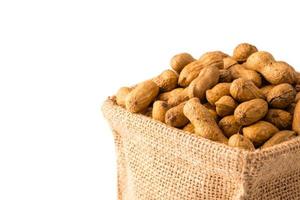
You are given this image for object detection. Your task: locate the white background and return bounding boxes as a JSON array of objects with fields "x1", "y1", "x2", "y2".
[{"x1": 0, "y1": 0, "x2": 299, "y2": 199}]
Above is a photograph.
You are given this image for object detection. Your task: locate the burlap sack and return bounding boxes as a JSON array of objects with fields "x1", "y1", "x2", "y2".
[{"x1": 102, "y1": 99, "x2": 300, "y2": 200}]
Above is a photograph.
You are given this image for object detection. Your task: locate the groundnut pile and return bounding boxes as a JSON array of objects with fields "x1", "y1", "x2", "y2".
[{"x1": 114, "y1": 43, "x2": 300, "y2": 151}]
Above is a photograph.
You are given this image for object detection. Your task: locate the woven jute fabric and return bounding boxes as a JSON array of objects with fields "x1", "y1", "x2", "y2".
[{"x1": 102, "y1": 99, "x2": 300, "y2": 200}]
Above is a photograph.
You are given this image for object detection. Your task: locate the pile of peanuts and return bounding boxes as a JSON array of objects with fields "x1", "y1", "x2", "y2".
[{"x1": 114, "y1": 43, "x2": 300, "y2": 150}]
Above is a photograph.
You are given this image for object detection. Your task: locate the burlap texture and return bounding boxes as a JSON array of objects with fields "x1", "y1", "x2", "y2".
[{"x1": 102, "y1": 99, "x2": 300, "y2": 200}]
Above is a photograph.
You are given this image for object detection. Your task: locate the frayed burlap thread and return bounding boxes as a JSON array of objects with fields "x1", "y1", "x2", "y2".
[{"x1": 102, "y1": 99, "x2": 300, "y2": 200}]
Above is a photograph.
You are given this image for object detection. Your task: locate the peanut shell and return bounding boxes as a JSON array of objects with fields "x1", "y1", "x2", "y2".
[
  {"x1": 232, "y1": 43, "x2": 258, "y2": 63},
  {"x1": 167, "y1": 87, "x2": 189, "y2": 107},
  {"x1": 267, "y1": 83, "x2": 296, "y2": 109},
  {"x1": 125, "y1": 80, "x2": 159, "y2": 113},
  {"x1": 260, "y1": 85, "x2": 275, "y2": 98},
  {"x1": 158, "y1": 88, "x2": 184, "y2": 101},
  {"x1": 230, "y1": 78, "x2": 264, "y2": 102},
  {"x1": 116, "y1": 87, "x2": 132, "y2": 107},
  {"x1": 219, "y1": 69, "x2": 233, "y2": 83},
  {"x1": 206, "y1": 83, "x2": 231, "y2": 105},
  {"x1": 261, "y1": 130, "x2": 296, "y2": 149},
  {"x1": 243, "y1": 121, "x2": 279, "y2": 147},
  {"x1": 264, "y1": 109, "x2": 292, "y2": 130},
  {"x1": 170, "y1": 53, "x2": 195, "y2": 73},
  {"x1": 165, "y1": 102, "x2": 189, "y2": 128},
  {"x1": 153, "y1": 70, "x2": 178, "y2": 92},
  {"x1": 234, "y1": 99, "x2": 268, "y2": 126},
  {"x1": 215, "y1": 95, "x2": 238, "y2": 117},
  {"x1": 228, "y1": 134, "x2": 255, "y2": 151},
  {"x1": 293, "y1": 101, "x2": 300, "y2": 135},
  {"x1": 152, "y1": 101, "x2": 170, "y2": 123},
  {"x1": 188, "y1": 66, "x2": 220, "y2": 99},
  {"x1": 218, "y1": 115, "x2": 241, "y2": 138},
  {"x1": 183, "y1": 98, "x2": 228, "y2": 144}
]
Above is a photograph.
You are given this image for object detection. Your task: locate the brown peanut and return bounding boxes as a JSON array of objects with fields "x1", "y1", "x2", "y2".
[
  {"x1": 234, "y1": 99, "x2": 268, "y2": 125},
  {"x1": 199, "y1": 51, "x2": 229, "y2": 64},
  {"x1": 167, "y1": 87, "x2": 189, "y2": 107},
  {"x1": 224, "y1": 57, "x2": 262, "y2": 87},
  {"x1": 215, "y1": 96, "x2": 238, "y2": 117},
  {"x1": 219, "y1": 69, "x2": 232, "y2": 83},
  {"x1": 267, "y1": 83, "x2": 296, "y2": 109},
  {"x1": 188, "y1": 66, "x2": 220, "y2": 99},
  {"x1": 158, "y1": 88, "x2": 184, "y2": 101},
  {"x1": 246, "y1": 52, "x2": 296, "y2": 85},
  {"x1": 230, "y1": 78, "x2": 264, "y2": 102},
  {"x1": 264, "y1": 109, "x2": 292, "y2": 130},
  {"x1": 153, "y1": 70, "x2": 178, "y2": 92},
  {"x1": 261, "y1": 130, "x2": 296, "y2": 149},
  {"x1": 165, "y1": 102, "x2": 189, "y2": 128},
  {"x1": 170, "y1": 53, "x2": 195, "y2": 73},
  {"x1": 116, "y1": 87, "x2": 132, "y2": 107},
  {"x1": 206, "y1": 83, "x2": 231, "y2": 105},
  {"x1": 228, "y1": 134, "x2": 255, "y2": 151},
  {"x1": 183, "y1": 98, "x2": 228, "y2": 144},
  {"x1": 178, "y1": 52, "x2": 224, "y2": 87},
  {"x1": 218, "y1": 115, "x2": 241, "y2": 138},
  {"x1": 260, "y1": 85, "x2": 275, "y2": 98},
  {"x1": 152, "y1": 101, "x2": 170, "y2": 123},
  {"x1": 232, "y1": 43, "x2": 258, "y2": 63},
  {"x1": 243, "y1": 121, "x2": 279, "y2": 147},
  {"x1": 178, "y1": 60, "x2": 204, "y2": 87},
  {"x1": 125, "y1": 80, "x2": 159, "y2": 113},
  {"x1": 293, "y1": 101, "x2": 300, "y2": 135}
]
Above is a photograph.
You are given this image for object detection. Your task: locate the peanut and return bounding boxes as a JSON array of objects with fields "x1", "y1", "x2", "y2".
[
  {"x1": 232, "y1": 43, "x2": 258, "y2": 63},
  {"x1": 260, "y1": 85, "x2": 275, "y2": 98},
  {"x1": 293, "y1": 101, "x2": 300, "y2": 135},
  {"x1": 199, "y1": 51, "x2": 229, "y2": 63},
  {"x1": 261, "y1": 130, "x2": 296, "y2": 149},
  {"x1": 178, "y1": 60, "x2": 204, "y2": 87},
  {"x1": 224, "y1": 57, "x2": 262, "y2": 87},
  {"x1": 206, "y1": 83, "x2": 231, "y2": 105},
  {"x1": 234, "y1": 99, "x2": 268, "y2": 125},
  {"x1": 167, "y1": 87, "x2": 189, "y2": 107},
  {"x1": 183, "y1": 98, "x2": 228, "y2": 144},
  {"x1": 215, "y1": 96, "x2": 238, "y2": 117},
  {"x1": 246, "y1": 52, "x2": 296, "y2": 85},
  {"x1": 228, "y1": 134, "x2": 255, "y2": 151},
  {"x1": 230, "y1": 78, "x2": 264, "y2": 102},
  {"x1": 125, "y1": 80, "x2": 159, "y2": 113},
  {"x1": 243, "y1": 121, "x2": 279, "y2": 147},
  {"x1": 219, "y1": 69, "x2": 232, "y2": 83},
  {"x1": 165, "y1": 102, "x2": 189, "y2": 128},
  {"x1": 152, "y1": 101, "x2": 170, "y2": 123},
  {"x1": 158, "y1": 88, "x2": 184, "y2": 101},
  {"x1": 116, "y1": 87, "x2": 132, "y2": 107},
  {"x1": 267, "y1": 83, "x2": 296, "y2": 109},
  {"x1": 170, "y1": 53, "x2": 195, "y2": 73},
  {"x1": 264, "y1": 109, "x2": 292, "y2": 130},
  {"x1": 218, "y1": 115, "x2": 241, "y2": 138},
  {"x1": 153, "y1": 70, "x2": 178, "y2": 92},
  {"x1": 188, "y1": 65, "x2": 220, "y2": 99},
  {"x1": 178, "y1": 52, "x2": 224, "y2": 87}
]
